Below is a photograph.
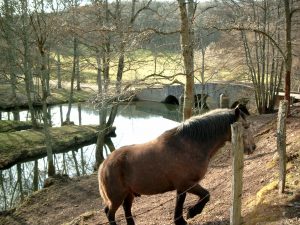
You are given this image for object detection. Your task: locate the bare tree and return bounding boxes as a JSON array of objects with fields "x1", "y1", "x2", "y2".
[
  {"x1": 65, "y1": 0, "x2": 81, "y2": 124},
  {"x1": 2, "y1": 0, "x2": 18, "y2": 108},
  {"x1": 213, "y1": 0, "x2": 299, "y2": 114},
  {"x1": 177, "y1": 0, "x2": 196, "y2": 120},
  {"x1": 30, "y1": 0, "x2": 59, "y2": 176},
  {"x1": 238, "y1": 0, "x2": 284, "y2": 113},
  {"x1": 20, "y1": 0, "x2": 39, "y2": 128},
  {"x1": 283, "y1": 0, "x2": 298, "y2": 115}
]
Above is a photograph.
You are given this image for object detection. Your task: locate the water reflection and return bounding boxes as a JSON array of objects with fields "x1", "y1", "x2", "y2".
[
  {"x1": 0, "y1": 144, "x2": 96, "y2": 211},
  {"x1": 0, "y1": 101, "x2": 180, "y2": 211}
]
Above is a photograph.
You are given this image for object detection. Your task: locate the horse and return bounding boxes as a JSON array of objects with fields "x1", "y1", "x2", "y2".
[{"x1": 98, "y1": 105, "x2": 256, "y2": 225}]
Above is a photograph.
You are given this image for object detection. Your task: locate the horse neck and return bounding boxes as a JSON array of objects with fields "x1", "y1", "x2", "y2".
[{"x1": 206, "y1": 133, "x2": 230, "y2": 159}]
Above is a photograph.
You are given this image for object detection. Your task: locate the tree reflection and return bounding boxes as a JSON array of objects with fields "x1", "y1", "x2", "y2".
[{"x1": 0, "y1": 139, "x2": 116, "y2": 211}]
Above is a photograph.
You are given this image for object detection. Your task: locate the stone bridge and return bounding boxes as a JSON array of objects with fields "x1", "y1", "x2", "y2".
[{"x1": 136, "y1": 83, "x2": 255, "y2": 110}]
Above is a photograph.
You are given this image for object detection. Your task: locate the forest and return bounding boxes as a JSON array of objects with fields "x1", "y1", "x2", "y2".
[{"x1": 0, "y1": 0, "x2": 300, "y2": 225}]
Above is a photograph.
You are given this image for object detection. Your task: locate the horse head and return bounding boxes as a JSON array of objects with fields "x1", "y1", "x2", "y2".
[{"x1": 235, "y1": 105, "x2": 256, "y2": 154}]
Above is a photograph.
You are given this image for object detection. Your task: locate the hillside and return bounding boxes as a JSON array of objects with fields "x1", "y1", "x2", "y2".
[{"x1": 0, "y1": 105, "x2": 299, "y2": 225}]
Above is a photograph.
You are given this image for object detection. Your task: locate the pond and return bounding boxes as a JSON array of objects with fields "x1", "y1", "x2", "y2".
[{"x1": 0, "y1": 101, "x2": 181, "y2": 211}]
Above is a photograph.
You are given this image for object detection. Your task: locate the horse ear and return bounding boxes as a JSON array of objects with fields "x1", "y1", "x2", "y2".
[
  {"x1": 231, "y1": 101, "x2": 250, "y2": 116},
  {"x1": 235, "y1": 105, "x2": 241, "y2": 118}
]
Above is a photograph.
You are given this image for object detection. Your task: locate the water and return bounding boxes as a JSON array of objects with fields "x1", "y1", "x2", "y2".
[{"x1": 0, "y1": 101, "x2": 180, "y2": 211}]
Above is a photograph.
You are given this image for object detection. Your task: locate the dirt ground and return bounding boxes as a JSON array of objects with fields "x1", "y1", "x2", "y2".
[{"x1": 0, "y1": 106, "x2": 299, "y2": 225}]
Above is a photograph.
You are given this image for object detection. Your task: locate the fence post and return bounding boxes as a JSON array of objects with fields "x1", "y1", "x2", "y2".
[
  {"x1": 277, "y1": 100, "x2": 288, "y2": 194},
  {"x1": 230, "y1": 122, "x2": 244, "y2": 225},
  {"x1": 220, "y1": 93, "x2": 229, "y2": 108}
]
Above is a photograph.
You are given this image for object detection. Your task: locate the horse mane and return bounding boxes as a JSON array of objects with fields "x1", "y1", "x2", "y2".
[{"x1": 175, "y1": 108, "x2": 238, "y2": 141}]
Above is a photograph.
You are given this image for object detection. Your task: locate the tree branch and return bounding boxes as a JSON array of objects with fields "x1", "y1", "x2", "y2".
[{"x1": 212, "y1": 26, "x2": 286, "y2": 61}]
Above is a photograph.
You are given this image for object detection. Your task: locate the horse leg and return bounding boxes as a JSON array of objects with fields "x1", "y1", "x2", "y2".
[
  {"x1": 106, "y1": 205, "x2": 118, "y2": 225},
  {"x1": 105, "y1": 199, "x2": 124, "y2": 225},
  {"x1": 174, "y1": 191, "x2": 187, "y2": 225},
  {"x1": 186, "y1": 184, "x2": 210, "y2": 219},
  {"x1": 123, "y1": 193, "x2": 135, "y2": 225}
]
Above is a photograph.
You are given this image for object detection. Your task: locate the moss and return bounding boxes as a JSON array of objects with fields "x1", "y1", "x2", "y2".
[
  {"x1": 0, "y1": 125, "x2": 99, "y2": 169},
  {"x1": 256, "y1": 180, "x2": 278, "y2": 205},
  {"x1": 0, "y1": 120, "x2": 33, "y2": 132},
  {"x1": 266, "y1": 158, "x2": 277, "y2": 169}
]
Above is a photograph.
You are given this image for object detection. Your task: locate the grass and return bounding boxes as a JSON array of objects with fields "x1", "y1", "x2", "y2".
[
  {"x1": 0, "y1": 120, "x2": 33, "y2": 133},
  {"x1": 49, "y1": 48, "x2": 243, "y2": 86},
  {"x1": 48, "y1": 88, "x2": 95, "y2": 104},
  {"x1": 51, "y1": 49, "x2": 169, "y2": 82},
  {"x1": 0, "y1": 125, "x2": 99, "y2": 170}
]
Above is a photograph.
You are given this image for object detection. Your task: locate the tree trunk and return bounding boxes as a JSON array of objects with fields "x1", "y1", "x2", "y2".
[
  {"x1": 178, "y1": 0, "x2": 195, "y2": 120},
  {"x1": 46, "y1": 49, "x2": 51, "y2": 96},
  {"x1": 56, "y1": 51, "x2": 62, "y2": 89},
  {"x1": 284, "y1": 0, "x2": 292, "y2": 115},
  {"x1": 17, "y1": 164, "x2": 24, "y2": 202},
  {"x1": 33, "y1": 160, "x2": 39, "y2": 191},
  {"x1": 21, "y1": 0, "x2": 38, "y2": 128},
  {"x1": 3, "y1": 0, "x2": 18, "y2": 107},
  {"x1": 40, "y1": 47, "x2": 55, "y2": 177},
  {"x1": 0, "y1": 171, "x2": 7, "y2": 210},
  {"x1": 96, "y1": 49, "x2": 103, "y2": 95},
  {"x1": 65, "y1": 37, "x2": 77, "y2": 124},
  {"x1": 95, "y1": 108, "x2": 107, "y2": 170},
  {"x1": 76, "y1": 55, "x2": 81, "y2": 91},
  {"x1": 116, "y1": 45, "x2": 125, "y2": 93},
  {"x1": 200, "y1": 46, "x2": 206, "y2": 111}
]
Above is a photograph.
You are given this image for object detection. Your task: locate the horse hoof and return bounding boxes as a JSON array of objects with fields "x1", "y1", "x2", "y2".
[
  {"x1": 174, "y1": 217, "x2": 187, "y2": 225},
  {"x1": 186, "y1": 208, "x2": 196, "y2": 219},
  {"x1": 126, "y1": 218, "x2": 135, "y2": 225}
]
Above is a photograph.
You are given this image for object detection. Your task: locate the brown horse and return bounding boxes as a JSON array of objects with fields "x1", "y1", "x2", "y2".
[{"x1": 98, "y1": 106, "x2": 256, "y2": 225}]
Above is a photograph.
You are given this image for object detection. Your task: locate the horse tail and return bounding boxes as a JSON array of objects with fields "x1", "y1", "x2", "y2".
[{"x1": 98, "y1": 162, "x2": 110, "y2": 207}]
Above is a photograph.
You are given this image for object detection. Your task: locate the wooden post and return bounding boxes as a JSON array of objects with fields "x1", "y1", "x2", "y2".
[
  {"x1": 220, "y1": 93, "x2": 229, "y2": 108},
  {"x1": 277, "y1": 100, "x2": 288, "y2": 194},
  {"x1": 230, "y1": 122, "x2": 244, "y2": 225}
]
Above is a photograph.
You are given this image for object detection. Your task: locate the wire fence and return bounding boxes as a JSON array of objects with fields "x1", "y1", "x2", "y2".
[{"x1": 91, "y1": 107, "x2": 290, "y2": 225}]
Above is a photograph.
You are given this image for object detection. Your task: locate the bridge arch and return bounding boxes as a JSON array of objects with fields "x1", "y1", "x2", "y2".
[{"x1": 164, "y1": 95, "x2": 179, "y2": 105}]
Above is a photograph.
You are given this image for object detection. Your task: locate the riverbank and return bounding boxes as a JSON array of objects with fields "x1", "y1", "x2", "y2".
[
  {"x1": 0, "y1": 83, "x2": 96, "y2": 110},
  {"x1": 0, "y1": 120, "x2": 33, "y2": 133},
  {"x1": 0, "y1": 124, "x2": 103, "y2": 170}
]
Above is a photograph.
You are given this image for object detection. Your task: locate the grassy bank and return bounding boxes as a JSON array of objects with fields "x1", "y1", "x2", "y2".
[
  {"x1": 0, "y1": 83, "x2": 96, "y2": 110},
  {"x1": 0, "y1": 125, "x2": 100, "y2": 170},
  {"x1": 0, "y1": 120, "x2": 33, "y2": 133}
]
